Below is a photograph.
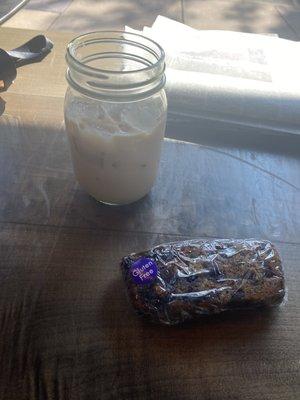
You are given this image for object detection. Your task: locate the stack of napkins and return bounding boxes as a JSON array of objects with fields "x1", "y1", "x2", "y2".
[{"x1": 126, "y1": 16, "x2": 300, "y2": 136}]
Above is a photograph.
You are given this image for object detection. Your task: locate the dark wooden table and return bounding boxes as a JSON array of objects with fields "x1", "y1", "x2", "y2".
[{"x1": 0, "y1": 28, "x2": 299, "y2": 400}]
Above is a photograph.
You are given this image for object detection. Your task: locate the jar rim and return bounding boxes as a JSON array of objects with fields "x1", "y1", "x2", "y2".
[{"x1": 66, "y1": 30, "x2": 165, "y2": 76}]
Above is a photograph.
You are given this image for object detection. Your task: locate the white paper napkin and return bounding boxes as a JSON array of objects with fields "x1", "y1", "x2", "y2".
[{"x1": 126, "y1": 16, "x2": 300, "y2": 135}]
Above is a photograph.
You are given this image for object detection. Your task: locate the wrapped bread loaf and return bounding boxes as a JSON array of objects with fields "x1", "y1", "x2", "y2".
[{"x1": 120, "y1": 239, "x2": 285, "y2": 325}]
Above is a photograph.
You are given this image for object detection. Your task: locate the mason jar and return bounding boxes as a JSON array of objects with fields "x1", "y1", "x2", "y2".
[{"x1": 64, "y1": 31, "x2": 167, "y2": 205}]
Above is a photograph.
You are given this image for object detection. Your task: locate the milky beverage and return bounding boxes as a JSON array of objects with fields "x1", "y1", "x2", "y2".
[{"x1": 65, "y1": 90, "x2": 167, "y2": 205}]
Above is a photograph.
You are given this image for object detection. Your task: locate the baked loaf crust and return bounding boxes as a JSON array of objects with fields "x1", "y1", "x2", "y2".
[{"x1": 121, "y1": 239, "x2": 285, "y2": 325}]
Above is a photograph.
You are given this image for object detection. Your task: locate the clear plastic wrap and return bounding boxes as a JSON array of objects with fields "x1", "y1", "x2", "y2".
[{"x1": 120, "y1": 239, "x2": 285, "y2": 325}]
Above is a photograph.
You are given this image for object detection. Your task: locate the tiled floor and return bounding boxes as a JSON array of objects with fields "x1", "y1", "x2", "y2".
[
  {"x1": 2, "y1": 0, "x2": 300, "y2": 40},
  {"x1": 184, "y1": 0, "x2": 300, "y2": 39},
  {"x1": 50, "y1": 0, "x2": 182, "y2": 32}
]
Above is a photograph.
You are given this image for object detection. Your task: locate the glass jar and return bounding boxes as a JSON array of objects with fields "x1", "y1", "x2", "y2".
[{"x1": 64, "y1": 31, "x2": 167, "y2": 205}]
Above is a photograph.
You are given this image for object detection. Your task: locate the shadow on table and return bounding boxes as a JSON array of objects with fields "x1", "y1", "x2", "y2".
[
  {"x1": 166, "y1": 113, "x2": 300, "y2": 157},
  {"x1": 98, "y1": 278, "x2": 281, "y2": 398},
  {"x1": 101, "y1": 278, "x2": 279, "y2": 342},
  {"x1": 1, "y1": 120, "x2": 299, "y2": 242}
]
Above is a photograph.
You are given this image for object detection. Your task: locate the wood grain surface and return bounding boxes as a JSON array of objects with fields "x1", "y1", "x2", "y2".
[{"x1": 0, "y1": 27, "x2": 299, "y2": 400}]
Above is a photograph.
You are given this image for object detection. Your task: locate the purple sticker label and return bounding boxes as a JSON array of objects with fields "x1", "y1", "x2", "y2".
[{"x1": 130, "y1": 258, "x2": 158, "y2": 285}]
